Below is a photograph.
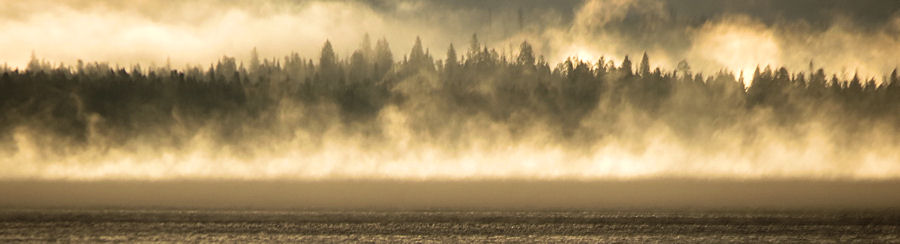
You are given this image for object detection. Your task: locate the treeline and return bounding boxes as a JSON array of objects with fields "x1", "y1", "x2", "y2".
[{"x1": 2, "y1": 35, "x2": 899, "y2": 151}]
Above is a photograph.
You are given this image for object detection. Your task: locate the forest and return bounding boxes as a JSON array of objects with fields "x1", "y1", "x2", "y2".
[{"x1": 2, "y1": 35, "x2": 900, "y2": 162}]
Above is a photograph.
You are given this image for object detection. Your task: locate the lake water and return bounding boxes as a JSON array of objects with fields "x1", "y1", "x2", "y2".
[{"x1": 1, "y1": 209, "x2": 898, "y2": 242}]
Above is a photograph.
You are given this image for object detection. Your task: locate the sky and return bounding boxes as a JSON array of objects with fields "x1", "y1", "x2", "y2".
[{"x1": 2, "y1": 0, "x2": 899, "y2": 83}]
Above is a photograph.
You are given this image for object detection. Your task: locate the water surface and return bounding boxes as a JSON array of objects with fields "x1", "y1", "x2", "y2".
[{"x1": 1, "y1": 209, "x2": 897, "y2": 242}]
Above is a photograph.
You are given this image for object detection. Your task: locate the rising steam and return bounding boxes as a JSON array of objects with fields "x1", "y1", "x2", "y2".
[{"x1": 1, "y1": 0, "x2": 899, "y2": 180}]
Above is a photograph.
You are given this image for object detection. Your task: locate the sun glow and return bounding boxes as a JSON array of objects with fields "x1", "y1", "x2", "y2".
[
  {"x1": 691, "y1": 17, "x2": 780, "y2": 86},
  {"x1": 560, "y1": 44, "x2": 604, "y2": 64}
]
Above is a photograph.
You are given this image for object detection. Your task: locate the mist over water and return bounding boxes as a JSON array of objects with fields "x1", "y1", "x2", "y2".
[
  {"x1": 3, "y1": 39, "x2": 900, "y2": 180},
  {"x1": 1, "y1": 0, "x2": 900, "y2": 181},
  {"x1": 4, "y1": 2, "x2": 900, "y2": 242}
]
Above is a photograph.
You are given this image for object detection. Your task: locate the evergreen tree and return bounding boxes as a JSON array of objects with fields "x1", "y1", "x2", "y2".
[
  {"x1": 373, "y1": 38, "x2": 393, "y2": 79},
  {"x1": 517, "y1": 41, "x2": 535, "y2": 67},
  {"x1": 621, "y1": 56, "x2": 632, "y2": 77},
  {"x1": 639, "y1": 52, "x2": 651, "y2": 77}
]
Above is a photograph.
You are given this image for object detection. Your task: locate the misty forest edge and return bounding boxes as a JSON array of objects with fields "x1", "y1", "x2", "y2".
[{"x1": 3, "y1": 35, "x2": 900, "y2": 157}]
